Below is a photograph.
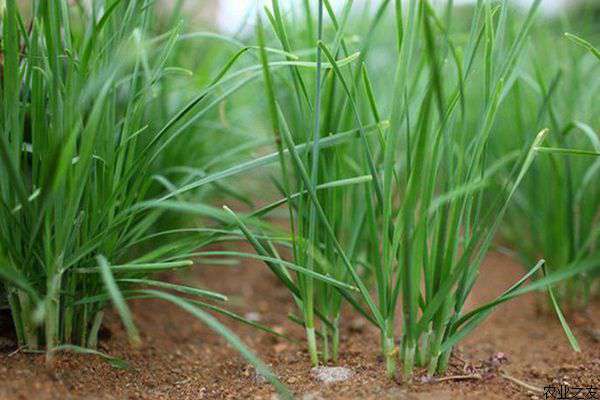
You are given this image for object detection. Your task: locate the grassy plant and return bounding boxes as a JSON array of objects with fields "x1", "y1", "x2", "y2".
[
  {"x1": 0, "y1": 0, "x2": 166, "y2": 353},
  {"x1": 3, "y1": 0, "x2": 596, "y2": 394},
  {"x1": 222, "y1": 0, "x2": 597, "y2": 381},
  {"x1": 349, "y1": 0, "x2": 553, "y2": 378},
  {"x1": 493, "y1": 17, "x2": 600, "y2": 308},
  {"x1": 233, "y1": 0, "x2": 394, "y2": 367},
  {"x1": 0, "y1": 1, "x2": 297, "y2": 395}
]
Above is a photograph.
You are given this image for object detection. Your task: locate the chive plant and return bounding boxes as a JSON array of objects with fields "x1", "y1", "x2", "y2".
[
  {"x1": 6, "y1": 0, "x2": 588, "y2": 391},
  {"x1": 494, "y1": 22, "x2": 600, "y2": 308},
  {"x1": 0, "y1": 1, "x2": 294, "y2": 395},
  {"x1": 227, "y1": 0, "x2": 593, "y2": 381},
  {"x1": 348, "y1": 0, "x2": 553, "y2": 378},
  {"x1": 0, "y1": 0, "x2": 174, "y2": 352},
  {"x1": 229, "y1": 0, "x2": 394, "y2": 366}
]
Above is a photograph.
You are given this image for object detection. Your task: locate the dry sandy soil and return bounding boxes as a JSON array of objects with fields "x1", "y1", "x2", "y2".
[{"x1": 1, "y1": 251, "x2": 599, "y2": 399}]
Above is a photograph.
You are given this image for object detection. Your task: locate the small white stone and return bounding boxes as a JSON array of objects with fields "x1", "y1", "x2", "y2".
[
  {"x1": 244, "y1": 312, "x2": 261, "y2": 322},
  {"x1": 310, "y1": 366, "x2": 353, "y2": 384}
]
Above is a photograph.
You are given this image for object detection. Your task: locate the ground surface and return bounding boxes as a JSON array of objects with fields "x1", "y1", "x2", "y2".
[{"x1": 1, "y1": 251, "x2": 599, "y2": 399}]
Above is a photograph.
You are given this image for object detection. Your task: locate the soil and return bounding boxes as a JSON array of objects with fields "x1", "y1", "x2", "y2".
[{"x1": 1, "y1": 251, "x2": 599, "y2": 400}]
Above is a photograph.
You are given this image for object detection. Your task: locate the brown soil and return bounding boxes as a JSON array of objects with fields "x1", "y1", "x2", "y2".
[{"x1": 1, "y1": 251, "x2": 599, "y2": 400}]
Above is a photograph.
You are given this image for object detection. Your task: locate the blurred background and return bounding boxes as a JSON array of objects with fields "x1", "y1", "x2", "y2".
[
  {"x1": 12, "y1": 1, "x2": 590, "y2": 32},
  {"x1": 180, "y1": 0, "x2": 586, "y2": 33}
]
